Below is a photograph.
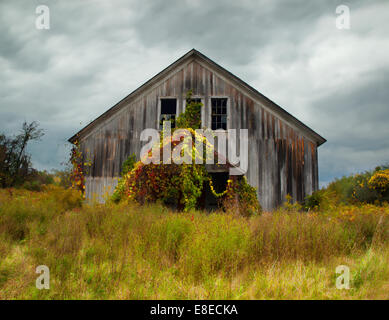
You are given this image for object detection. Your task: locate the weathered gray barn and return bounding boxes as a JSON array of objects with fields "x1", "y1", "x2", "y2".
[{"x1": 69, "y1": 49, "x2": 326, "y2": 210}]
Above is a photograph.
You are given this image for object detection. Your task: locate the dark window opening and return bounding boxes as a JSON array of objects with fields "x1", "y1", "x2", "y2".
[
  {"x1": 160, "y1": 99, "x2": 177, "y2": 130},
  {"x1": 211, "y1": 98, "x2": 227, "y2": 130},
  {"x1": 204, "y1": 172, "x2": 229, "y2": 210}
]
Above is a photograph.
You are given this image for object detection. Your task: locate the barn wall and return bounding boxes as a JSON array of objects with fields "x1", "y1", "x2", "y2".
[{"x1": 80, "y1": 60, "x2": 319, "y2": 210}]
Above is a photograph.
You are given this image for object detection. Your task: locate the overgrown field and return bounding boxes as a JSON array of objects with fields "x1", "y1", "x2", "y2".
[{"x1": 1, "y1": 187, "x2": 389, "y2": 299}]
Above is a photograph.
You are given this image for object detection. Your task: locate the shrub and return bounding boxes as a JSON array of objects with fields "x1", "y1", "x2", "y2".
[
  {"x1": 304, "y1": 190, "x2": 323, "y2": 210},
  {"x1": 111, "y1": 154, "x2": 137, "y2": 203},
  {"x1": 304, "y1": 189, "x2": 338, "y2": 211},
  {"x1": 281, "y1": 194, "x2": 303, "y2": 212},
  {"x1": 52, "y1": 168, "x2": 73, "y2": 189},
  {"x1": 368, "y1": 169, "x2": 389, "y2": 203},
  {"x1": 221, "y1": 176, "x2": 261, "y2": 217},
  {"x1": 121, "y1": 154, "x2": 137, "y2": 177},
  {"x1": 22, "y1": 180, "x2": 43, "y2": 192},
  {"x1": 325, "y1": 166, "x2": 389, "y2": 205}
]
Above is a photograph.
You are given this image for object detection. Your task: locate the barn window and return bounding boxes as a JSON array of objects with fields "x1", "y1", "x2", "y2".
[
  {"x1": 159, "y1": 98, "x2": 177, "y2": 130},
  {"x1": 211, "y1": 98, "x2": 227, "y2": 130}
]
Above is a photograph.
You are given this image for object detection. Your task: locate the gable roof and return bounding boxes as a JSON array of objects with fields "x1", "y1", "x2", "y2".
[{"x1": 68, "y1": 49, "x2": 326, "y2": 146}]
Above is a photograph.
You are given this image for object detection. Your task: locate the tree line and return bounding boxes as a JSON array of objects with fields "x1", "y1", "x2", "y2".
[{"x1": 0, "y1": 121, "x2": 71, "y2": 190}]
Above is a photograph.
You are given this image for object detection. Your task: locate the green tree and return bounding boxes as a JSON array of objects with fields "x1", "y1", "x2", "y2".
[{"x1": 0, "y1": 121, "x2": 44, "y2": 187}]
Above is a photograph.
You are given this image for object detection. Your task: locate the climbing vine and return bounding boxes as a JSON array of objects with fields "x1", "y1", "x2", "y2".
[
  {"x1": 219, "y1": 176, "x2": 261, "y2": 216},
  {"x1": 69, "y1": 136, "x2": 91, "y2": 198},
  {"x1": 112, "y1": 90, "x2": 261, "y2": 215},
  {"x1": 176, "y1": 89, "x2": 202, "y2": 130},
  {"x1": 122, "y1": 129, "x2": 209, "y2": 211},
  {"x1": 209, "y1": 178, "x2": 232, "y2": 198},
  {"x1": 111, "y1": 154, "x2": 136, "y2": 203}
]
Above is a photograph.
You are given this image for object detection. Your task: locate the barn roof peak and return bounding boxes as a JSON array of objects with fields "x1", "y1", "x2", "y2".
[{"x1": 69, "y1": 48, "x2": 326, "y2": 146}]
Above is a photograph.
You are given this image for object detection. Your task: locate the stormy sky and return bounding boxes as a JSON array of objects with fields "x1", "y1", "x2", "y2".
[{"x1": 1, "y1": 0, "x2": 388, "y2": 186}]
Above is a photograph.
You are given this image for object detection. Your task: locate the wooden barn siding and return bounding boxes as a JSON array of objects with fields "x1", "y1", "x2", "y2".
[{"x1": 80, "y1": 60, "x2": 318, "y2": 210}]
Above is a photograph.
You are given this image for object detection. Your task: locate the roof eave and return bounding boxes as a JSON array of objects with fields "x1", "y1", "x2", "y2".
[
  {"x1": 68, "y1": 48, "x2": 326, "y2": 147},
  {"x1": 68, "y1": 49, "x2": 198, "y2": 144}
]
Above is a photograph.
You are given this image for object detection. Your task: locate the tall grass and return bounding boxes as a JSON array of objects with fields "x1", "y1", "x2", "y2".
[{"x1": 0, "y1": 187, "x2": 388, "y2": 299}]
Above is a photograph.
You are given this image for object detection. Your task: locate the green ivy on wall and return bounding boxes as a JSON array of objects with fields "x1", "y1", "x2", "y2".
[{"x1": 111, "y1": 90, "x2": 261, "y2": 215}]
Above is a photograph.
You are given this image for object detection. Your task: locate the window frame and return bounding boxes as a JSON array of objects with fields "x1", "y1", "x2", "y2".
[
  {"x1": 157, "y1": 97, "x2": 179, "y2": 130},
  {"x1": 208, "y1": 96, "x2": 230, "y2": 131}
]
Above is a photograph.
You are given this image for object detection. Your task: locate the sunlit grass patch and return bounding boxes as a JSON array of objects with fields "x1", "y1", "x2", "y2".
[{"x1": 0, "y1": 187, "x2": 388, "y2": 299}]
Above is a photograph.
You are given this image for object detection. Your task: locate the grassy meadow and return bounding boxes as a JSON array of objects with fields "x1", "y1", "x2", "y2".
[{"x1": 0, "y1": 186, "x2": 389, "y2": 299}]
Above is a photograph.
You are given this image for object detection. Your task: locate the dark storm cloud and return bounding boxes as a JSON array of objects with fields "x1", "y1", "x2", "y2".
[
  {"x1": 313, "y1": 69, "x2": 389, "y2": 149},
  {"x1": 130, "y1": 0, "x2": 370, "y2": 67},
  {"x1": 312, "y1": 69, "x2": 389, "y2": 184},
  {"x1": 0, "y1": 0, "x2": 388, "y2": 186}
]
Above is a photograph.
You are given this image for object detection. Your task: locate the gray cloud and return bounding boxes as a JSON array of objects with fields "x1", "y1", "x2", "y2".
[
  {"x1": 313, "y1": 69, "x2": 389, "y2": 185},
  {"x1": 0, "y1": 0, "x2": 388, "y2": 186}
]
